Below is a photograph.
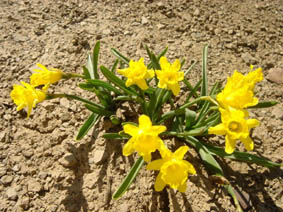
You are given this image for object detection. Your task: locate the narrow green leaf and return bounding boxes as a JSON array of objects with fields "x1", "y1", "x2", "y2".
[
  {"x1": 111, "y1": 48, "x2": 130, "y2": 64},
  {"x1": 185, "y1": 136, "x2": 224, "y2": 176},
  {"x1": 201, "y1": 44, "x2": 208, "y2": 96},
  {"x1": 93, "y1": 41, "x2": 100, "y2": 79},
  {"x1": 87, "y1": 79, "x2": 122, "y2": 95},
  {"x1": 111, "y1": 59, "x2": 119, "y2": 73},
  {"x1": 82, "y1": 66, "x2": 91, "y2": 79},
  {"x1": 225, "y1": 185, "x2": 243, "y2": 212},
  {"x1": 186, "y1": 79, "x2": 202, "y2": 102},
  {"x1": 79, "y1": 83, "x2": 95, "y2": 91},
  {"x1": 248, "y1": 101, "x2": 278, "y2": 109},
  {"x1": 145, "y1": 45, "x2": 161, "y2": 70},
  {"x1": 64, "y1": 94, "x2": 105, "y2": 109},
  {"x1": 184, "y1": 60, "x2": 198, "y2": 76},
  {"x1": 86, "y1": 54, "x2": 95, "y2": 79},
  {"x1": 103, "y1": 133, "x2": 130, "y2": 140},
  {"x1": 100, "y1": 66, "x2": 138, "y2": 96},
  {"x1": 76, "y1": 113, "x2": 100, "y2": 140},
  {"x1": 85, "y1": 104, "x2": 114, "y2": 117},
  {"x1": 185, "y1": 109, "x2": 197, "y2": 129},
  {"x1": 113, "y1": 157, "x2": 144, "y2": 199}
]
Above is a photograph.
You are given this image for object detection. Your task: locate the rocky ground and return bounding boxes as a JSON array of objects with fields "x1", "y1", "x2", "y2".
[{"x1": 0, "y1": 0, "x2": 283, "y2": 211}]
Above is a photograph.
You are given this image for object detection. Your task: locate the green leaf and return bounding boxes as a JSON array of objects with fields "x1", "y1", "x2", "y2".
[
  {"x1": 92, "y1": 41, "x2": 100, "y2": 79},
  {"x1": 185, "y1": 136, "x2": 224, "y2": 176},
  {"x1": 86, "y1": 54, "x2": 95, "y2": 79},
  {"x1": 225, "y1": 185, "x2": 243, "y2": 212},
  {"x1": 85, "y1": 104, "x2": 114, "y2": 117},
  {"x1": 111, "y1": 59, "x2": 119, "y2": 73},
  {"x1": 205, "y1": 143, "x2": 281, "y2": 168},
  {"x1": 111, "y1": 48, "x2": 130, "y2": 64},
  {"x1": 145, "y1": 45, "x2": 161, "y2": 70},
  {"x1": 186, "y1": 79, "x2": 202, "y2": 102},
  {"x1": 103, "y1": 133, "x2": 130, "y2": 140},
  {"x1": 100, "y1": 66, "x2": 138, "y2": 96},
  {"x1": 64, "y1": 94, "x2": 105, "y2": 109},
  {"x1": 248, "y1": 101, "x2": 278, "y2": 109},
  {"x1": 201, "y1": 44, "x2": 208, "y2": 96},
  {"x1": 113, "y1": 157, "x2": 144, "y2": 199},
  {"x1": 82, "y1": 66, "x2": 91, "y2": 79},
  {"x1": 76, "y1": 113, "x2": 100, "y2": 140},
  {"x1": 87, "y1": 79, "x2": 122, "y2": 95},
  {"x1": 185, "y1": 109, "x2": 197, "y2": 129},
  {"x1": 184, "y1": 60, "x2": 198, "y2": 76},
  {"x1": 79, "y1": 82, "x2": 95, "y2": 91}
]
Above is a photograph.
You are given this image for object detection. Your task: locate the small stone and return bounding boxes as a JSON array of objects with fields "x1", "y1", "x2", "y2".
[
  {"x1": 266, "y1": 68, "x2": 283, "y2": 84},
  {"x1": 141, "y1": 16, "x2": 148, "y2": 24},
  {"x1": 118, "y1": 203, "x2": 129, "y2": 212},
  {"x1": 27, "y1": 180, "x2": 42, "y2": 193},
  {"x1": 241, "y1": 52, "x2": 257, "y2": 65},
  {"x1": 19, "y1": 196, "x2": 30, "y2": 210},
  {"x1": 6, "y1": 187, "x2": 18, "y2": 200},
  {"x1": 157, "y1": 24, "x2": 165, "y2": 30},
  {"x1": 61, "y1": 113, "x2": 71, "y2": 122},
  {"x1": 102, "y1": 29, "x2": 111, "y2": 35},
  {"x1": 59, "y1": 98, "x2": 70, "y2": 108},
  {"x1": 92, "y1": 149, "x2": 106, "y2": 164},
  {"x1": 1, "y1": 175, "x2": 14, "y2": 185},
  {"x1": 22, "y1": 149, "x2": 34, "y2": 158},
  {"x1": 193, "y1": 9, "x2": 200, "y2": 16},
  {"x1": 12, "y1": 165, "x2": 21, "y2": 172},
  {"x1": 271, "y1": 106, "x2": 283, "y2": 120},
  {"x1": 59, "y1": 153, "x2": 78, "y2": 168}
]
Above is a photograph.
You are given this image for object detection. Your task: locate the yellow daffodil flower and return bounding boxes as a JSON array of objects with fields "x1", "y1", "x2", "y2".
[
  {"x1": 117, "y1": 58, "x2": 154, "y2": 90},
  {"x1": 208, "y1": 107, "x2": 260, "y2": 154},
  {"x1": 122, "y1": 114, "x2": 166, "y2": 162},
  {"x1": 147, "y1": 146, "x2": 196, "y2": 192},
  {"x1": 10, "y1": 81, "x2": 47, "y2": 117},
  {"x1": 155, "y1": 56, "x2": 184, "y2": 96},
  {"x1": 216, "y1": 66, "x2": 263, "y2": 109},
  {"x1": 30, "y1": 63, "x2": 63, "y2": 87}
]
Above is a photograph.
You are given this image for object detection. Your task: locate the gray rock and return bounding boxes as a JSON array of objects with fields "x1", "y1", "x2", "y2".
[
  {"x1": 22, "y1": 149, "x2": 34, "y2": 158},
  {"x1": 266, "y1": 68, "x2": 283, "y2": 84},
  {"x1": 6, "y1": 187, "x2": 18, "y2": 200},
  {"x1": 1, "y1": 175, "x2": 14, "y2": 185},
  {"x1": 19, "y1": 196, "x2": 30, "y2": 210},
  {"x1": 92, "y1": 149, "x2": 106, "y2": 165},
  {"x1": 141, "y1": 16, "x2": 148, "y2": 24},
  {"x1": 59, "y1": 153, "x2": 77, "y2": 168}
]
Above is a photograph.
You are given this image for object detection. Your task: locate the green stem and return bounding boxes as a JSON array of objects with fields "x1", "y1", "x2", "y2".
[{"x1": 63, "y1": 73, "x2": 85, "y2": 79}]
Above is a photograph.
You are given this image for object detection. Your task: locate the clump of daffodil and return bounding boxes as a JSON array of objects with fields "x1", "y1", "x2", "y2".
[
  {"x1": 155, "y1": 56, "x2": 184, "y2": 96},
  {"x1": 216, "y1": 66, "x2": 263, "y2": 109},
  {"x1": 117, "y1": 58, "x2": 154, "y2": 90},
  {"x1": 122, "y1": 114, "x2": 166, "y2": 162},
  {"x1": 30, "y1": 63, "x2": 63, "y2": 88},
  {"x1": 208, "y1": 107, "x2": 260, "y2": 154},
  {"x1": 147, "y1": 146, "x2": 196, "y2": 192},
  {"x1": 10, "y1": 81, "x2": 48, "y2": 117}
]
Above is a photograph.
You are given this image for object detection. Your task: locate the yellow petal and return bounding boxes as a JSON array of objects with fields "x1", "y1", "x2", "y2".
[
  {"x1": 123, "y1": 124, "x2": 139, "y2": 136},
  {"x1": 154, "y1": 173, "x2": 166, "y2": 192},
  {"x1": 139, "y1": 115, "x2": 152, "y2": 129},
  {"x1": 225, "y1": 135, "x2": 237, "y2": 154},
  {"x1": 177, "y1": 181, "x2": 187, "y2": 193},
  {"x1": 247, "y1": 119, "x2": 260, "y2": 129},
  {"x1": 160, "y1": 57, "x2": 169, "y2": 70},
  {"x1": 147, "y1": 69, "x2": 155, "y2": 78},
  {"x1": 208, "y1": 124, "x2": 226, "y2": 135},
  {"x1": 122, "y1": 138, "x2": 135, "y2": 156},
  {"x1": 147, "y1": 159, "x2": 164, "y2": 170},
  {"x1": 168, "y1": 83, "x2": 180, "y2": 96},
  {"x1": 125, "y1": 79, "x2": 133, "y2": 87},
  {"x1": 177, "y1": 72, "x2": 184, "y2": 81},
  {"x1": 184, "y1": 161, "x2": 196, "y2": 175},
  {"x1": 172, "y1": 59, "x2": 181, "y2": 71},
  {"x1": 142, "y1": 153, "x2": 152, "y2": 162},
  {"x1": 174, "y1": 146, "x2": 189, "y2": 160},
  {"x1": 151, "y1": 126, "x2": 167, "y2": 134},
  {"x1": 240, "y1": 136, "x2": 254, "y2": 151},
  {"x1": 135, "y1": 79, "x2": 148, "y2": 90}
]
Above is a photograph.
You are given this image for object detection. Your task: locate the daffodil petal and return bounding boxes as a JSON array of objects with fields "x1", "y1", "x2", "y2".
[
  {"x1": 136, "y1": 79, "x2": 148, "y2": 90},
  {"x1": 151, "y1": 126, "x2": 167, "y2": 134},
  {"x1": 174, "y1": 146, "x2": 189, "y2": 160},
  {"x1": 139, "y1": 115, "x2": 152, "y2": 129},
  {"x1": 122, "y1": 138, "x2": 135, "y2": 156},
  {"x1": 240, "y1": 136, "x2": 254, "y2": 151},
  {"x1": 225, "y1": 135, "x2": 236, "y2": 154},
  {"x1": 177, "y1": 181, "x2": 187, "y2": 193},
  {"x1": 146, "y1": 159, "x2": 164, "y2": 170},
  {"x1": 168, "y1": 83, "x2": 180, "y2": 96},
  {"x1": 208, "y1": 124, "x2": 226, "y2": 135},
  {"x1": 142, "y1": 153, "x2": 152, "y2": 162},
  {"x1": 247, "y1": 119, "x2": 260, "y2": 129},
  {"x1": 154, "y1": 173, "x2": 166, "y2": 192},
  {"x1": 184, "y1": 161, "x2": 196, "y2": 174},
  {"x1": 123, "y1": 124, "x2": 139, "y2": 136}
]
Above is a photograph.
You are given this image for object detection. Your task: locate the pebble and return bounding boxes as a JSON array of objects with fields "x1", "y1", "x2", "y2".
[
  {"x1": 22, "y1": 149, "x2": 34, "y2": 158},
  {"x1": 241, "y1": 52, "x2": 257, "y2": 65},
  {"x1": 6, "y1": 187, "x2": 18, "y2": 200},
  {"x1": 141, "y1": 16, "x2": 148, "y2": 24},
  {"x1": 27, "y1": 179, "x2": 42, "y2": 193},
  {"x1": 193, "y1": 8, "x2": 200, "y2": 16},
  {"x1": 271, "y1": 106, "x2": 283, "y2": 120},
  {"x1": 59, "y1": 153, "x2": 78, "y2": 168},
  {"x1": 156, "y1": 24, "x2": 165, "y2": 30},
  {"x1": 19, "y1": 195, "x2": 30, "y2": 210},
  {"x1": 1, "y1": 175, "x2": 14, "y2": 185},
  {"x1": 266, "y1": 68, "x2": 283, "y2": 84},
  {"x1": 92, "y1": 149, "x2": 106, "y2": 164},
  {"x1": 59, "y1": 98, "x2": 70, "y2": 108}
]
